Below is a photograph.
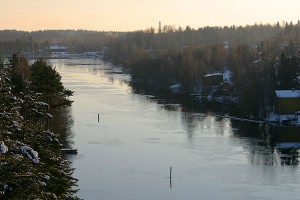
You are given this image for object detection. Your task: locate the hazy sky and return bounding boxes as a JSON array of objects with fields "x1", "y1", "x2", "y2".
[{"x1": 1, "y1": 0, "x2": 299, "y2": 31}]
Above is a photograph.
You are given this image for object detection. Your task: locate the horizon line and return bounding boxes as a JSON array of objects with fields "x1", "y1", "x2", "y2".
[{"x1": 1, "y1": 20, "x2": 299, "y2": 33}]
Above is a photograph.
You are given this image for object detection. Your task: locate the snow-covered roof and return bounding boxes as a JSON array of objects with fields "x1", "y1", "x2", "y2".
[
  {"x1": 275, "y1": 90, "x2": 300, "y2": 98},
  {"x1": 169, "y1": 83, "x2": 182, "y2": 93},
  {"x1": 268, "y1": 113, "x2": 295, "y2": 122},
  {"x1": 276, "y1": 142, "x2": 300, "y2": 149},
  {"x1": 204, "y1": 72, "x2": 223, "y2": 77},
  {"x1": 49, "y1": 45, "x2": 68, "y2": 50}
]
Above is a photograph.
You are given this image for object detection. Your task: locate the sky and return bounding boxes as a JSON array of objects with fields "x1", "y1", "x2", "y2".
[{"x1": 0, "y1": 0, "x2": 299, "y2": 32}]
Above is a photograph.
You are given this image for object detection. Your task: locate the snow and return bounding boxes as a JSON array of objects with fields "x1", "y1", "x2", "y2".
[
  {"x1": 12, "y1": 121, "x2": 19, "y2": 127},
  {"x1": 39, "y1": 181, "x2": 47, "y2": 187},
  {"x1": 268, "y1": 112, "x2": 295, "y2": 122},
  {"x1": 204, "y1": 72, "x2": 223, "y2": 77},
  {"x1": 46, "y1": 113, "x2": 53, "y2": 118},
  {"x1": 0, "y1": 142, "x2": 8, "y2": 154},
  {"x1": 49, "y1": 45, "x2": 67, "y2": 50},
  {"x1": 46, "y1": 131, "x2": 58, "y2": 142},
  {"x1": 21, "y1": 146, "x2": 40, "y2": 164},
  {"x1": 169, "y1": 84, "x2": 182, "y2": 93},
  {"x1": 0, "y1": 184, "x2": 9, "y2": 191},
  {"x1": 44, "y1": 175, "x2": 50, "y2": 181},
  {"x1": 275, "y1": 90, "x2": 300, "y2": 98},
  {"x1": 36, "y1": 101, "x2": 48, "y2": 107},
  {"x1": 0, "y1": 112, "x2": 10, "y2": 118},
  {"x1": 223, "y1": 69, "x2": 232, "y2": 82},
  {"x1": 204, "y1": 69, "x2": 232, "y2": 83},
  {"x1": 253, "y1": 59, "x2": 263, "y2": 64},
  {"x1": 276, "y1": 142, "x2": 300, "y2": 149}
]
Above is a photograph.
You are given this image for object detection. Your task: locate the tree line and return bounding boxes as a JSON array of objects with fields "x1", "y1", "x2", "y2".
[
  {"x1": 0, "y1": 29, "x2": 117, "y2": 55},
  {"x1": 0, "y1": 55, "x2": 79, "y2": 199},
  {"x1": 103, "y1": 22, "x2": 300, "y2": 118},
  {"x1": 1, "y1": 22, "x2": 299, "y2": 118}
]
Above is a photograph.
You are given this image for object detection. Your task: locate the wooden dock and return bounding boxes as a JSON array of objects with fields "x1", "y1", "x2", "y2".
[{"x1": 60, "y1": 148, "x2": 78, "y2": 154}]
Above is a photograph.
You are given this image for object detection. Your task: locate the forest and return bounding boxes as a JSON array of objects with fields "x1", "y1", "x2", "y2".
[
  {"x1": 0, "y1": 30, "x2": 117, "y2": 56},
  {"x1": 0, "y1": 55, "x2": 79, "y2": 199},
  {"x1": 1, "y1": 21, "x2": 300, "y2": 199},
  {"x1": 1, "y1": 21, "x2": 300, "y2": 118},
  {"x1": 103, "y1": 22, "x2": 300, "y2": 118}
]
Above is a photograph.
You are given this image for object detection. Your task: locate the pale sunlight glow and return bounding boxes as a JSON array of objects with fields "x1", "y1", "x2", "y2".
[{"x1": 0, "y1": 0, "x2": 299, "y2": 31}]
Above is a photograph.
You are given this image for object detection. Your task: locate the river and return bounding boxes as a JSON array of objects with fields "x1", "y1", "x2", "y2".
[{"x1": 50, "y1": 58, "x2": 300, "y2": 200}]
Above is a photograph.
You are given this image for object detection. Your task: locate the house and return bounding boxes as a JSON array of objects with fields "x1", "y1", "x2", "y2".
[
  {"x1": 203, "y1": 73, "x2": 223, "y2": 86},
  {"x1": 220, "y1": 81, "x2": 233, "y2": 91},
  {"x1": 275, "y1": 90, "x2": 300, "y2": 115},
  {"x1": 271, "y1": 90, "x2": 300, "y2": 143}
]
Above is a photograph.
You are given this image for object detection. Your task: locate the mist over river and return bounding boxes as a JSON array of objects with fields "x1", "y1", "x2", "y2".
[{"x1": 50, "y1": 58, "x2": 300, "y2": 200}]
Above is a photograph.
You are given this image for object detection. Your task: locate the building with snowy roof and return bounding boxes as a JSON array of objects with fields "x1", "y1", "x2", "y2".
[
  {"x1": 275, "y1": 90, "x2": 300, "y2": 115},
  {"x1": 203, "y1": 73, "x2": 223, "y2": 86}
]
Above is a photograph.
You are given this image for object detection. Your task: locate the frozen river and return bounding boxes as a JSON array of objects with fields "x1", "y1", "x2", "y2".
[{"x1": 51, "y1": 58, "x2": 300, "y2": 200}]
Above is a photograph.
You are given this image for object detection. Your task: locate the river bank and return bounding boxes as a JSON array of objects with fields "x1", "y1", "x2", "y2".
[{"x1": 53, "y1": 58, "x2": 300, "y2": 200}]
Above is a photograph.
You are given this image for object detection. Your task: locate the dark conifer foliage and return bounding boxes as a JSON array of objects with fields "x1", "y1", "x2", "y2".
[{"x1": 0, "y1": 55, "x2": 78, "y2": 199}]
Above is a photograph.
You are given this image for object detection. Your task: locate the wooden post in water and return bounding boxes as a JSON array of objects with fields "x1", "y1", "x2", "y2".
[
  {"x1": 98, "y1": 114, "x2": 100, "y2": 122},
  {"x1": 169, "y1": 166, "x2": 172, "y2": 189}
]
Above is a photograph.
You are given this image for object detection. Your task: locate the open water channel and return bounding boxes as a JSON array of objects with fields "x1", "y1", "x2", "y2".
[{"x1": 50, "y1": 58, "x2": 300, "y2": 200}]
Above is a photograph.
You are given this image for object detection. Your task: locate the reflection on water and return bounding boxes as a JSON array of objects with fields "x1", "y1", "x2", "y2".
[
  {"x1": 52, "y1": 58, "x2": 300, "y2": 200},
  {"x1": 129, "y1": 78, "x2": 300, "y2": 167}
]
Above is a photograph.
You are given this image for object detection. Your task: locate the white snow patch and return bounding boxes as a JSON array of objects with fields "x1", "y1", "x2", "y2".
[
  {"x1": 49, "y1": 45, "x2": 68, "y2": 50},
  {"x1": 204, "y1": 72, "x2": 223, "y2": 77},
  {"x1": 12, "y1": 121, "x2": 19, "y2": 126},
  {"x1": 223, "y1": 69, "x2": 232, "y2": 82},
  {"x1": 275, "y1": 90, "x2": 300, "y2": 98},
  {"x1": 44, "y1": 175, "x2": 50, "y2": 181},
  {"x1": 268, "y1": 112, "x2": 295, "y2": 122},
  {"x1": 39, "y1": 181, "x2": 47, "y2": 187},
  {"x1": 36, "y1": 101, "x2": 48, "y2": 107},
  {"x1": 0, "y1": 142, "x2": 8, "y2": 154},
  {"x1": 276, "y1": 142, "x2": 300, "y2": 149},
  {"x1": 169, "y1": 84, "x2": 182, "y2": 93},
  {"x1": 46, "y1": 113, "x2": 53, "y2": 118},
  {"x1": 0, "y1": 184, "x2": 9, "y2": 191},
  {"x1": 21, "y1": 146, "x2": 40, "y2": 164}
]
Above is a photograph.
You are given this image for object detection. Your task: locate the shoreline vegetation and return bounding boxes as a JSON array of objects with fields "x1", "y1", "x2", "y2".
[
  {"x1": 1, "y1": 22, "x2": 299, "y2": 119},
  {"x1": 102, "y1": 22, "x2": 300, "y2": 119},
  {"x1": 0, "y1": 55, "x2": 79, "y2": 199},
  {"x1": 0, "y1": 21, "x2": 300, "y2": 198}
]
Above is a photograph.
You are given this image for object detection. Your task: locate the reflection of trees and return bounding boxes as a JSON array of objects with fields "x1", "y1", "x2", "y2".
[
  {"x1": 128, "y1": 77, "x2": 300, "y2": 166},
  {"x1": 246, "y1": 143, "x2": 300, "y2": 166},
  {"x1": 277, "y1": 149, "x2": 300, "y2": 166},
  {"x1": 180, "y1": 112, "x2": 203, "y2": 139},
  {"x1": 180, "y1": 113, "x2": 232, "y2": 140},
  {"x1": 231, "y1": 121, "x2": 300, "y2": 166},
  {"x1": 247, "y1": 144, "x2": 278, "y2": 165},
  {"x1": 50, "y1": 107, "x2": 74, "y2": 148}
]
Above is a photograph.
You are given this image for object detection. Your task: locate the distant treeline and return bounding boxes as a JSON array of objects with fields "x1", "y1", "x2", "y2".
[
  {"x1": 0, "y1": 23, "x2": 292, "y2": 55},
  {"x1": 0, "y1": 29, "x2": 118, "y2": 55},
  {"x1": 102, "y1": 22, "x2": 300, "y2": 117},
  {"x1": 1, "y1": 22, "x2": 300, "y2": 117}
]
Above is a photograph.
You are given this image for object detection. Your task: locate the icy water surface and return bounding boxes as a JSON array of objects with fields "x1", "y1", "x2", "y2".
[{"x1": 51, "y1": 58, "x2": 300, "y2": 200}]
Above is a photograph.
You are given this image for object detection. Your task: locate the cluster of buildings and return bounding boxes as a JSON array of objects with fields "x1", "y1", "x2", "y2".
[
  {"x1": 49, "y1": 45, "x2": 103, "y2": 59},
  {"x1": 202, "y1": 68, "x2": 300, "y2": 128}
]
